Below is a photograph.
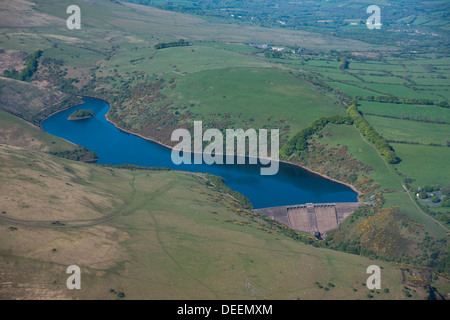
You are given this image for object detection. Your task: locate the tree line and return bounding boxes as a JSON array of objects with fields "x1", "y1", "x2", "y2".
[
  {"x1": 347, "y1": 104, "x2": 400, "y2": 164},
  {"x1": 355, "y1": 94, "x2": 448, "y2": 108},
  {"x1": 154, "y1": 39, "x2": 191, "y2": 49},
  {"x1": 264, "y1": 51, "x2": 283, "y2": 59}
]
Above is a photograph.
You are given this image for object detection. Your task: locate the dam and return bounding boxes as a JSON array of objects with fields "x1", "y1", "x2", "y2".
[{"x1": 255, "y1": 202, "x2": 366, "y2": 239}]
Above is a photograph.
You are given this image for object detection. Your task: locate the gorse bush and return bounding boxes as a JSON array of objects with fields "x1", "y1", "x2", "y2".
[
  {"x1": 205, "y1": 173, "x2": 253, "y2": 209},
  {"x1": 49, "y1": 147, "x2": 97, "y2": 162}
]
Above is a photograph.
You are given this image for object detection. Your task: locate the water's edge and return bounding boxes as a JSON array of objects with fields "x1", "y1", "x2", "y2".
[{"x1": 98, "y1": 96, "x2": 362, "y2": 199}]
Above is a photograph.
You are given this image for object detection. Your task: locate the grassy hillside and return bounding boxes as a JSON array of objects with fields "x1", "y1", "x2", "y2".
[
  {"x1": 0, "y1": 77, "x2": 80, "y2": 124},
  {"x1": 0, "y1": 107, "x2": 97, "y2": 162},
  {"x1": 0, "y1": 143, "x2": 438, "y2": 299},
  {"x1": 0, "y1": 109, "x2": 74, "y2": 153}
]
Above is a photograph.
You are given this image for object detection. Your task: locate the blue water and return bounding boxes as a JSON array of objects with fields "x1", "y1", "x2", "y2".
[{"x1": 42, "y1": 97, "x2": 358, "y2": 208}]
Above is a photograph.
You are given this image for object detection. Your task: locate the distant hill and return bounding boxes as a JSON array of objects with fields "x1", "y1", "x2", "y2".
[{"x1": 130, "y1": 0, "x2": 449, "y2": 50}]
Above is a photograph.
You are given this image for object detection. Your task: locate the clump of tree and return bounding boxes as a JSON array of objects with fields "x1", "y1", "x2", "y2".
[
  {"x1": 264, "y1": 50, "x2": 283, "y2": 59},
  {"x1": 431, "y1": 196, "x2": 440, "y2": 203},
  {"x1": 109, "y1": 289, "x2": 125, "y2": 299},
  {"x1": 438, "y1": 100, "x2": 449, "y2": 108},
  {"x1": 418, "y1": 191, "x2": 428, "y2": 199},
  {"x1": 402, "y1": 98, "x2": 434, "y2": 105},
  {"x1": 49, "y1": 147, "x2": 98, "y2": 162},
  {"x1": 339, "y1": 58, "x2": 349, "y2": 70},
  {"x1": 280, "y1": 115, "x2": 353, "y2": 158},
  {"x1": 68, "y1": 109, "x2": 95, "y2": 120},
  {"x1": 154, "y1": 39, "x2": 190, "y2": 49},
  {"x1": 441, "y1": 184, "x2": 450, "y2": 197},
  {"x1": 347, "y1": 104, "x2": 400, "y2": 164},
  {"x1": 3, "y1": 49, "x2": 42, "y2": 81},
  {"x1": 357, "y1": 95, "x2": 401, "y2": 104},
  {"x1": 423, "y1": 185, "x2": 439, "y2": 192}
]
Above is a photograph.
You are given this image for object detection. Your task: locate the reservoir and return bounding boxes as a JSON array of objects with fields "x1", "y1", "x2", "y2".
[{"x1": 42, "y1": 97, "x2": 358, "y2": 208}]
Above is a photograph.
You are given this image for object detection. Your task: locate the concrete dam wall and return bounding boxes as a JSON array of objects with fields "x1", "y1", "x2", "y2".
[{"x1": 255, "y1": 202, "x2": 365, "y2": 239}]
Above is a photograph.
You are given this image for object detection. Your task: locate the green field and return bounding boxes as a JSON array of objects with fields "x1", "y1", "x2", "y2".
[
  {"x1": 325, "y1": 72, "x2": 361, "y2": 82},
  {"x1": 362, "y1": 83, "x2": 433, "y2": 99},
  {"x1": 162, "y1": 67, "x2": 344, "y2": 137},
  {"x1": 106, "y1": 44, "x2": 274, "y2": 77},
  {"x1": 325, "y1": 81, "x2": 379, "y2": 97},
  {"x1": 382, "y1": 191, "x2": 448, "y2": 237},
  {"x1": 391, "y1": 143, "x2": 450, "y2": 187},
  {"x1": 358, "y1": 101, "x2": 450, "y2": 123},
  {"x1": 364, "y1": 115, "x2": 450, "y2": 146},
  {"x1": 285, "y1": 53, "x2": 450, "y2": 105}
]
